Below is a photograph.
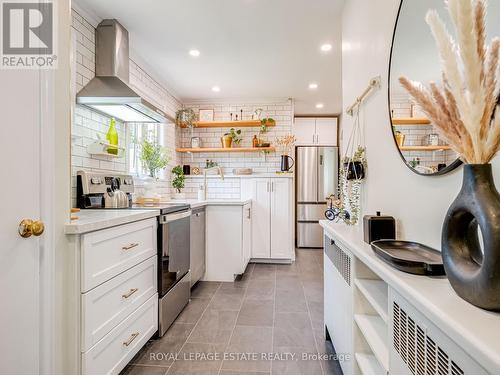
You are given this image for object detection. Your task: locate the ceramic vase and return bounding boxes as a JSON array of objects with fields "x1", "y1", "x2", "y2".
[{"x1": 442, "y1": 164, "x2": 500, "y2": 311}]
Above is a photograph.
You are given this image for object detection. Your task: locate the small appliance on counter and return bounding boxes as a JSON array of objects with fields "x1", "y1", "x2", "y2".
[
  {"x1": 77, "y1": 170, "x2": 134, "y2": 209},
  {"x1": 363, "y1": 211, "x2": 396, "y2": 244}
]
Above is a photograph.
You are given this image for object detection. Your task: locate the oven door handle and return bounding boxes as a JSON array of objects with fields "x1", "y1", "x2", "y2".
[{"x1": 159, "y1": 210, "x2": 192, "y2": 224}]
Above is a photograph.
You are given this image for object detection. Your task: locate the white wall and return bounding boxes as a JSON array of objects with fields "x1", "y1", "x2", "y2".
[{"x1": 341, "y1": 0, "x2": 499, "y2": 249}]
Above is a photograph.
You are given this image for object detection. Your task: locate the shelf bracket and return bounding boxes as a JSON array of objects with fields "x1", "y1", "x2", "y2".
[{"x1": 346, "y1": 76, "x2": 381, "y2": 116}]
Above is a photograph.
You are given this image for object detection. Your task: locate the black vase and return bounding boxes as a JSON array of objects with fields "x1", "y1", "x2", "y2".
[{"x1": 442, "y1": 164, "x2": 500, "y2": 311}]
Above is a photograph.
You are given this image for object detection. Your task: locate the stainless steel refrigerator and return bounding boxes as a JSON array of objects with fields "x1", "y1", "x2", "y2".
[{"x1": 296, "y1": 146, "x2": 339, "y2": 248}]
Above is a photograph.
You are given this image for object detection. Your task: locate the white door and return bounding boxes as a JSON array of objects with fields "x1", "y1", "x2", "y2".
[
  {"x1": 251, "y1": 179, "x2": 271, "y2": 258},
  {"x1": 293, "y1": 118, "x2": 316, "y2": 145},
  {"x1": 270, "y1": 178, "x2": 292, "y2": 259},
  {"x1": 315, "y1": 118, "x2": 338, "y2": 146},
  {"x1": 0, "y1": 71, "x2": 44, "y2": 374}
]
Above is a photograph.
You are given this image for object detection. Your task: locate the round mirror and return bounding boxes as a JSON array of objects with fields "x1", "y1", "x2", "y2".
[{"x1": 389, "y1": 0, "x2": 499, "y2": 175}]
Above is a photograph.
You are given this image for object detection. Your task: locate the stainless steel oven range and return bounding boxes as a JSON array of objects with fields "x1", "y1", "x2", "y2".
[{"x1": 76, "y1": 170, "x2": 192, "y2": 337}]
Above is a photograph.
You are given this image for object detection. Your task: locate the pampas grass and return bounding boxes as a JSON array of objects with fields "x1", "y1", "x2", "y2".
[{"x1": 399, "y1": 0, "x2": 500, "y2": 164}]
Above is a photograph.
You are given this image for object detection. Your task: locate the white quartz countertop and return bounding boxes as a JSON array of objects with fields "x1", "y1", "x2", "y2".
[
  {"x1": 168, "y1": 199, "x2": 252, "y2": 209},
  {"x1": 320, "y1": 220, "x2": 500, "y2": 374},
  {"x1": 65, "y1": 209, "x2": 160, "y2": 235},
  {"x1": 185, "y1": 173, "x2": 293, "y2": 179}
]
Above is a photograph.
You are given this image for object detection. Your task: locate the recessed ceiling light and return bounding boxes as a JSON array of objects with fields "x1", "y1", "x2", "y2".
[
  {"x1": 316, "y1": 103, "x2": 324, "y2": 109},
  {"x1": 212, "y1": 86, "x2": 221, "y2": 92},
  {"x1": 189, "y1": 49, "x2": 200, "y2": 57},
  {"x1": 320, "y1": 43, "x2": 332, "y2": 52},
  {"x1": 309, "y1": 83, "x2": 318, "y2": 89}
]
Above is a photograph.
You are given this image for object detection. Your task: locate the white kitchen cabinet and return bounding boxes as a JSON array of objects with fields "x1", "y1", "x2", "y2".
[
  {"x1": 241, "y1": 177, "x2": 294, "y2": 261},
  {"x1": 204, "y1": 203, "x2": 252, "y2": 282},
  {"x1": 293, "y1": 117, "x2": 338, "y2": 146},
  {"x1": 251, "y1": 179, "x2": 272, "y2": 258},
  {"x1": 66, "y1": 218, "x2": 158, "y2": 375}
]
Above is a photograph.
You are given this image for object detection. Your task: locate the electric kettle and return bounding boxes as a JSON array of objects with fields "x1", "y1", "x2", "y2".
[{"x1": 104, "y1": 178, "x2": 129, "y2": 208}]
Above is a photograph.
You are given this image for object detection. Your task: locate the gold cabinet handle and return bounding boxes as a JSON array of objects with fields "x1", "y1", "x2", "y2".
[
  {"x1": 122, "y1": 288, "x2": 139, "y2": 299},
  {"x1": 122, "y1": 243, "x2": 139, "y2": 251},
  {"x1": 18, "y1": 219, "x2": 45, "y2": 238},
  {"x1": 122, "y1": 332, "x2": 140, "y2": 347}
]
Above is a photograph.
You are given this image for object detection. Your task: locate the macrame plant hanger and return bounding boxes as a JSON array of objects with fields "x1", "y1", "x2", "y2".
[{"x1": 339, "y1": 105, "x2": 367, "y2": 225}]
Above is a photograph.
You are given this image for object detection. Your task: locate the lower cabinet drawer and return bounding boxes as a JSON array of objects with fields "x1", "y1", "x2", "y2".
[
  {"x1": 81, "y1": 256, "x2": 157, "y2": 351},
  {"x1": 82, "y1": 294, "x2": 158, "y2": 375},
  {"x1": 81, "y1": 218, "x2": 157, "y2": 292}
]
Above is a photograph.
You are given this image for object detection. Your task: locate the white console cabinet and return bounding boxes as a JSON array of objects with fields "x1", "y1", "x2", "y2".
[
  {"x1": 241, "y1": 177, "x2": 294, "y2": 261},
  {"x1": 321, "y1": 222, "x2": 499, "y2": 375}
]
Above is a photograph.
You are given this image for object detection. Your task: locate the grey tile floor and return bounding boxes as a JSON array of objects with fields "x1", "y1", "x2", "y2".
[{"x1": 122, "y1": 249, "x2": 344, "y2": 375}]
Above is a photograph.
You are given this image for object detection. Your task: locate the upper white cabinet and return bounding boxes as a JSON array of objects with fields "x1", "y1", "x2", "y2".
[
  {"x1": 293, "y1": 117, "x2": 338, "y2": 146},
  {"x1": 241, "y1": 178, "x2": 294, "y2": 260}
]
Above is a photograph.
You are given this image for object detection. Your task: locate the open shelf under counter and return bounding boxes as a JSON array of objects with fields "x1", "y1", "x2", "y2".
[
  {"x1": 355, "y1": 353, "x2": 385, "y2": 375},
  {"x1": 399, "y1": 145, "x2": 451, "y2": 152},
  {"x1": 392, "y1": 117, "x2": 431, "y2": 125},
  {"x1": 354, "y1": 314, "x2": 389, "y2": 373},
  {"x1": 176, "y1": 147, "x2": 275, "y2": 153},
  {"x1": 180, "y1": 119, "x2": 275, "y2": 128},
  {"x1": 355, "y1": 279, "x2": 388, "y2": 323}
]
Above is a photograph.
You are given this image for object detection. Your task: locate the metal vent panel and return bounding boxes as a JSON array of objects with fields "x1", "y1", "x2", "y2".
[
  {"x1": 393, "y1": 302, "x2": 464, "y2": 375},
  {"x1": 330, "y1": 242, "x2": 351, "y2": 286}
]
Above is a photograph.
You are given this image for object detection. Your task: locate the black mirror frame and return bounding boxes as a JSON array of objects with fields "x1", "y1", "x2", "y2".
[{"x1": 387, "y1": 0, "x2": 463, "y2": 177}]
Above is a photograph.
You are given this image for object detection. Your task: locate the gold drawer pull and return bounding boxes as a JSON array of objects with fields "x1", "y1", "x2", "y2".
[
  {"x1": 122, "y1": 332, "x2": 140, "y2": 347},
  {"x1": 122, "y1": 288, "x2": 139, "y2": 299},
  {"x1": 122, "y1": 243, "x2": 139, "y2": 251}
]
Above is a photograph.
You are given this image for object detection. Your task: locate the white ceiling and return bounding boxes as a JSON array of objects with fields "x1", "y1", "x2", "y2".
[{"x1": 75, "y1": 0, "x2": 344, "y2": 115}]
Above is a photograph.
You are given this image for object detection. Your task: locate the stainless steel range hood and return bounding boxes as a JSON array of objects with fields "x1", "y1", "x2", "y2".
[{"x1": 76, "y1": 19, "x2": 168, "y2": 123}]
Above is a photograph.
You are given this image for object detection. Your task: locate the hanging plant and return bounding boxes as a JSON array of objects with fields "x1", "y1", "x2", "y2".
[
  {"x1": 338, "y1": 108, "x2": 367, "y2": 225},
  {"x1": 175, "y1": 108, "x2": 197, "y2": 129}
]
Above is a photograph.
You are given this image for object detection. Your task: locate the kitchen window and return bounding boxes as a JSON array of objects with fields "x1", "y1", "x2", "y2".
[{"x1": 128, "y1": 122, "x2": 166, "y2": 178}]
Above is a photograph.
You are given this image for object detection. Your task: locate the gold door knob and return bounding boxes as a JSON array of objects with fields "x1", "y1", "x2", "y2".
[{"x1": 18, "y1": 219, "x2": 45, "y2": 238}]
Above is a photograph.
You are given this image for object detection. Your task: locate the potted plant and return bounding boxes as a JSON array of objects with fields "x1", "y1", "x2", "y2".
[
  {"x1": 400, "y1": 0, "x2": 500, "y2": 310},
  {"x1": 221, "y1": 128, "x2": 242, "y2": 148},
  {"x1": 175, "y1": 108, "x2": 197, "y2": 129},
  {"x1": 139, "y1": 139, "x2": 171, "y2": 178},
  {"x1": 256, "y1": 119, "x2": 274, "y2": 147},
  {"x1": 392, "y1": 126, "x2": 405, "y2": 147},
  {"x1": 171, "y1": 165, "x2": 186, "y2": 199}
]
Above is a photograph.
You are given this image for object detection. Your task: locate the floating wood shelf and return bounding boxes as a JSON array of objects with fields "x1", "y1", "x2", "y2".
[
  {"x1": 392, "y1": 117, "x2": 431, "y2": 125},
  {"x1": 181, "y1": 120, "x2": 275, "y2": 128},
  {"x1": 400, "y1": 145, "x2": 451, "y2": 152},
  {"x1": 176, "y1": 147, "x2": 275, "y2": 153}
]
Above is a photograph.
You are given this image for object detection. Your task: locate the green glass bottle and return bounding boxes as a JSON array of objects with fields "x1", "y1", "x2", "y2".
[{"x1": 106, "y1": 117, "x2": 119, "y2": 155}]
